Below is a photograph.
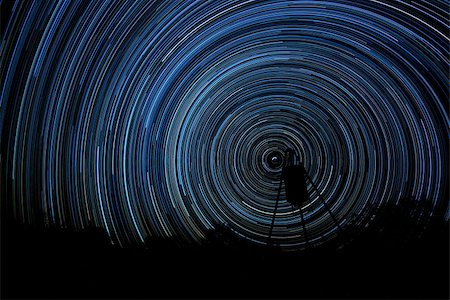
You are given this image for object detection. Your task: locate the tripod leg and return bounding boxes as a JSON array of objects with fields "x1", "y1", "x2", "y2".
[
  {"x1": 299, "y1": 206, "x2": 311, "y2": 249},
  {"x1": 303, "y1": 171, "x2": 343, "y2": 233},
  {"x1": 267, "y1": 176, "x2": 283, "y2": 246}
]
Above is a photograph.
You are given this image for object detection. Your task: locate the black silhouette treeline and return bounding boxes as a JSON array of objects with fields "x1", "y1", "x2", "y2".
[{"x1": 1, "y1": 198, "x2": 448, "y2": 299}]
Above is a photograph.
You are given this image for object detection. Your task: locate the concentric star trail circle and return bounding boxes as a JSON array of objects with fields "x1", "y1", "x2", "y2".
[{"x1": 2, "y1": 0, "x2": 448, "y2": 249}]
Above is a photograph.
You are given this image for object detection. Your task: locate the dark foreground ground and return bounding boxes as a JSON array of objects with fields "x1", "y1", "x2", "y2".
[{"x1": 1, "y1": 201, "x2": 449, "y2": 299}]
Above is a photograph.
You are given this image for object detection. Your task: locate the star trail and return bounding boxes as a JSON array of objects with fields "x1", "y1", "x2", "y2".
[{"x1": 1, "y1": 0, "x2": 448, "y2": 249}]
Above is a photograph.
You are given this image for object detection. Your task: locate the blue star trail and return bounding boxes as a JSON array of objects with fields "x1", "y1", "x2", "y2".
[{"x1": 1, "y1": 0, "x2": 448, "y2": 249}]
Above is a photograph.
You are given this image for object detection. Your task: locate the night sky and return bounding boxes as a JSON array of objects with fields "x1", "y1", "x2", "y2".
[{"x1": 1, "y1": 1, "x2": 449, "y2": 298}]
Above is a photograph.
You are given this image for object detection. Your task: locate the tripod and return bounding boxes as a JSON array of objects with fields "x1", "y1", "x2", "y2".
[{"x1": 267, "y1": 149, "x2": 343, "y2": 248}]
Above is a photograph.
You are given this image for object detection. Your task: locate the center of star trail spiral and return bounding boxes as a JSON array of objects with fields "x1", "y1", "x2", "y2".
[
  {"x1": 267, "y1": 151, "x2": 284, "y2": 169},
  {"x1": 2, "y1": 0, "x2": 448, "y2": 249}
]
